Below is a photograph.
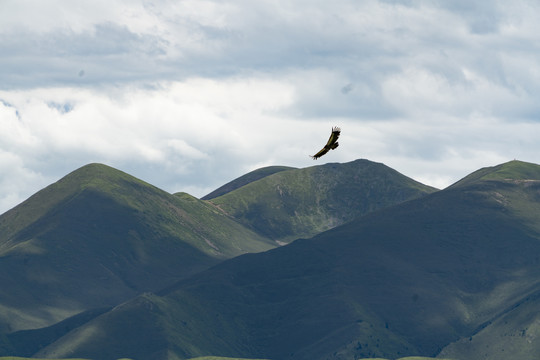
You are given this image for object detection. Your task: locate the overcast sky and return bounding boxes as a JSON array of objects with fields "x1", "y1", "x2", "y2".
[{"x1": 1, "y1": 0, "x2": 540, "y2": 214}]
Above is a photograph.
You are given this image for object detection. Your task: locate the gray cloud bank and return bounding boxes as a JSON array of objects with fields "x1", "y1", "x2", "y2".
[{"x1": 1, "y1": 0, "x2": 540, "y2": 213}]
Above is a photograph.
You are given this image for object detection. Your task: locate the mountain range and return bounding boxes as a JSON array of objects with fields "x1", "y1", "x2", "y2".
[
  {"x1": 0, "y1": 163, "x2": 274, "y2": 334},
  {"x1": 1, "y1": 159, "x2": 540, "y2": 360}
]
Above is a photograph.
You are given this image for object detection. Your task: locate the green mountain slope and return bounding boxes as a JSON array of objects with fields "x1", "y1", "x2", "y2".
[
  {"x1": 438, "y1": 289, "x2": 540, "y2": 360},
  {"x1": 209, "y1": 159, "x2": 437, "y2": 243},
  {"x1": 450, "y1": 159, "x2": 540, "y2": 188},
  {"x1": 201, "y1": 166, "x2": 296, "y2": 200},
  {"x1": 0, "y1": 164, "x2": 274, "y2": 333},
  {"x1": 0, "y1": 357, "x2": 446, "y2": 360},
  {"x1": 34, "y1": 160, "x2": 540, "y2": 360}
]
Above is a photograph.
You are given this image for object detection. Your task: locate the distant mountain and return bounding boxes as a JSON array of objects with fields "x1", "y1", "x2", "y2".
[
  {"x1": 0, "y1": 163, "x2": 274, "y2": 333},
  {"x1": 201, "y1": 166, "x2": 296, "y2": 200},
  {"x1": 32, "y1": 160, "x2": 540, "y2": 360},
  {"x1": 0, "y1": 159, "x2": 437, "y2": 357},
  {"x1": 449, "y1": 159, "x2": 540, "y2": 188},
  {"x1": 209, "y1": 159, "x2": 438, "y2": 243}
]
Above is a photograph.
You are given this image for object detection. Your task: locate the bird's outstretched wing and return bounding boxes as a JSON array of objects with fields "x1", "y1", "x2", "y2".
[
  {"x1": 310, "y1": 146, "x2": 330, "y2": 160},
  {"x1": 310, "y1": 126, "x2": 341, "y2": 160}
]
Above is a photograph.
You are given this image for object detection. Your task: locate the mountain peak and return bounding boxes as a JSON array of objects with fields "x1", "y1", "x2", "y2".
[
  {"x1": 0, "y1": 163, "x2": 163, "y2": 244},
  {"x1": 201, "y1": 165, "x2": 297, "y2": 200},
  {"x1": 61, "y1": 162, "x2": 150, "y2": 188},
  {"x1": 208, "y1": 158, "x2": 437, "y2": 242},
  {"x1": 450, "y1": 160, "x2": 540, "y2": 188}
]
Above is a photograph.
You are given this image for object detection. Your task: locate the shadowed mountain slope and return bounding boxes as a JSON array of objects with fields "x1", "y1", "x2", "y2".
[
  {"x1": 208, "y1": 159, "x2": 438, "y2": 243},
  {"x1": 201, "y1": 166, "x2": 296, "y2": 200},
  {"x1": 0, "y1": 163, "x2": 274, "y2": 333},
  {"x1": 0, "y1": 159, "x2": 439, "y2": 357},
  {"x1": 33, "y1": 160, "x2": 540, "y2": 360}
]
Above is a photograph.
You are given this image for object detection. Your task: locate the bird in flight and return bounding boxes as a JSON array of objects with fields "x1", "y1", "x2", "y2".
[{"x1": 310, "y1": 126, "x2": 341, "y2": 160}]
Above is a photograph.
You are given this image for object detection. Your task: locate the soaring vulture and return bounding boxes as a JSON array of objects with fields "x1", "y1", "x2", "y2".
[{"x1": 310, "y1": 126, "x2": 341, "y2": 160}]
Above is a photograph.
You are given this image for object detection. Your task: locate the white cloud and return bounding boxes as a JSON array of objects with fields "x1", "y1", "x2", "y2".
[{"x1": 0, "y1": 77, "x2": 304, "y2": 212}]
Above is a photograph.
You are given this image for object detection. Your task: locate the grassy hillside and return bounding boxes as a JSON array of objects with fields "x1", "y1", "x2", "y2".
[
  {"x1": 32, "y1": 160, "x2": 540, "y2": 360},
  {"x1": 0, "y1": 357, "x2": 450, "y2": 360},
  {"x1": 450, "y1": 160, "x2": 540, "y2": 187},
  {"x1": 0, "y1": 357, "x2": 269, "y2": 360},
  {"x1": 201, "y1": 166, "x2": 296, "y2": 200},
  {"x1": 0, "y1": 357, "x2": 448, "y2": 360},
  {"x1": 189, "y1": 357, "x2": 269, "y2": 360},
  {"x1": 439, "y1": 289, "x2": 540, "y2": 359},
  {"x1": 0, "y1": 164, "x2": 274, "y2": 334},
  {"x1": 0, "y1": 160, "x2": 435, "y2": 356},
  {"x1": 0, "y1": 357, "x2": 91, "y2": 360},
  {"x1": 209, "y1": 159, "x2": 437, "y2": 242}
]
